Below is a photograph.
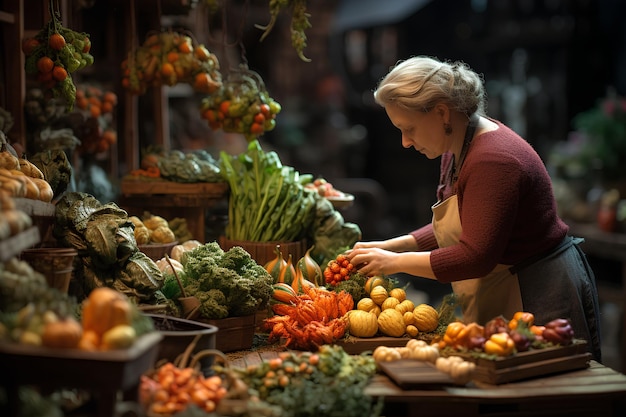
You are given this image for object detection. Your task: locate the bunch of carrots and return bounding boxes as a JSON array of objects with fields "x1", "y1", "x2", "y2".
[{"x1": 139, "y1": 362, "x2": 228, "y2": 415}]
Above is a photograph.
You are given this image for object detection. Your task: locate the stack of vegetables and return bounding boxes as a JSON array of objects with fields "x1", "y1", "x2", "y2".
[
  {"x1": 199, "y1": 67, "x2": 282, "y2": 140},
  {"x1": 121, "y1": 30, "x2": 222, "y2": 96},
  {"x1": 0, "y1": 258, "x2": 153, "y2": 350},
  {"x1": 436, "y1": 311, "x2": 578, "y2": 358},
  {"x1": 158, "y1": 241, "x2": 274, "y2": 320},
  {"x1": 0, "y1": 144, "x2": 55, "y2": 203},
  {"x1": 52, "y1": 192, "x2": 167, "y2": 304},
  {"x1": 219, "y1": 139, "x2": 361, "y2": 264}
]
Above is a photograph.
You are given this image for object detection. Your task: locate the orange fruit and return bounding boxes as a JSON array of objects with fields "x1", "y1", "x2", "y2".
[
  {"x1": 90, "y1": 105, "x2": 101, "y2": 118},
  {"x1": 161, "y1": 62, "x2": 175, "y2": 77},
  {"x1": 48, "y1": 33, "x2": 66, "y2": 51},
  {"x1": 167, "y1": 51, "x2": 179, "y2": 63},
  {"x1": 52, "y1": 66, "x2": 68, "y2": 81},
  {"x1": 37, "y1": 56, "x2": 54, "y2": 73},
  {"x1": 22, "y1": 38, "x2": 40, "y2": 55}
]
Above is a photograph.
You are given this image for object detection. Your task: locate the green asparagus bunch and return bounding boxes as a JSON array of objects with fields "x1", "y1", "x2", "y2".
[{"x1": 219, "y1": 140, "x2": 317, "y2": 242}]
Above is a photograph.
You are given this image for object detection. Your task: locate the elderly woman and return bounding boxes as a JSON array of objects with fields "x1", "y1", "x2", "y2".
[{"x1": 346, "y1": 56, "x2": 602, "y2": 361}]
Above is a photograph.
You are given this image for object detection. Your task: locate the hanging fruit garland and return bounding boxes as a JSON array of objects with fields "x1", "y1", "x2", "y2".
[
  {"x1": 22, "y1": 0, "x2": 94, "y2": 110},
  {"x1": 121, "y1": 30, "x2": 222, "y2": 96},
  {"x1": 199, "y1": 66, "x2": 282, "y2": 142}
]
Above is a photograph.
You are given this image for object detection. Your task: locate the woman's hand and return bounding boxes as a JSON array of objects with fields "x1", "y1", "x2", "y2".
[{"x1": 346, "y1": 247, "x2": 401, "y2": 277}]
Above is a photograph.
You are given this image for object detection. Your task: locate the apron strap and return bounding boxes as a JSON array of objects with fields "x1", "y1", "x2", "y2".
[{"x1": 509, "y1": 236, "x2": 581, "y2": 275}]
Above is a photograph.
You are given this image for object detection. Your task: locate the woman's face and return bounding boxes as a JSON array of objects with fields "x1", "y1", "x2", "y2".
[{"x1": 385, "y1": 104, "x2": 449, "y2": 159}]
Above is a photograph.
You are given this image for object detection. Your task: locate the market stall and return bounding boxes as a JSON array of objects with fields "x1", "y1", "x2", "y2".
[{"x1": 2, "y1": 1, "x2": 626, "y2": 417}]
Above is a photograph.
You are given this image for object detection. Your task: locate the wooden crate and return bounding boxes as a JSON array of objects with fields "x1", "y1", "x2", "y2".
[{"x1": 201, "y1": 315, "x2": 256, "y2": 353}]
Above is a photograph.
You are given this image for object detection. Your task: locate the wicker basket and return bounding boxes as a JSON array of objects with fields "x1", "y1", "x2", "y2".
[
  {"x1": 138, "y1": 242, "x2": 178, "y2": 261},
  {"x1": 20, "y1": 247, "x2": 77, "y2": 293}
]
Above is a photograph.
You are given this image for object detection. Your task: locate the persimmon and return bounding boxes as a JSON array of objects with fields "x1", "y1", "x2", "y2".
[
  {"x1": 76, "y1": 96, "x2": 89, "y2": 110},
  {"x1": 102, "y1": 130, "x2": 117, "y2": 145},
  {"x1": 37, "y1": 56, "x2": 54, "y2": 73},
  {"x1": 193, "y1": 72, "x2": 219, "y2": 94},
  {"x1": 161, "y1": 62, "x2": 175, "y2": 77},
  {"x1": 49, "y1": 33, "x2": 66, "y2": 50},
  {"x1": 101, "y1": 101, "x2": 114, "y2": 114},
  {"x1": 22, "y1": 38, "x2": 40, "y2": 55},
  {"x1": 178, "y1": 40, "x2": 192, "y2": 54},
  {"x1": 90, "y1": 105, "x2": 101, "y2": 118},
  {"x1": 52, "y1": 66, "x2": 68, "y2": 81},
  {"x1": 194, "y1": 45, "x2": 211, "y2": 61},
  {"x1": 166, "y1": 51, "x2": 179, "y2": 63}
]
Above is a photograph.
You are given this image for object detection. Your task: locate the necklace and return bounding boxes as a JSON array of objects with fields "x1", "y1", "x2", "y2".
[{"x1": 450, "y1": 113, "x2": 479, "y2": 184}]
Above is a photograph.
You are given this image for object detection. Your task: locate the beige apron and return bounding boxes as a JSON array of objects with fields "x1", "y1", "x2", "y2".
[{"x1": 431, "y1": 195, "x2": 523, "y2": 324}]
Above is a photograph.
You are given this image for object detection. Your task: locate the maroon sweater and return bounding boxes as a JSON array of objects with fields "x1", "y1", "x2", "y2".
[{"x1": 410, "y1": 119, "x2": 568, "y2": 283}]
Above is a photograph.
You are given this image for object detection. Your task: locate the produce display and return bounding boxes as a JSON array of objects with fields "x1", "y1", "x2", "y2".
[
  {"x1": 126, "y1": 148, "x2": 223, "y2": 184},
  {"x1": 52, "y1": 192, "x2": 167, "y2": 304},
  {"x1": 159, "y1": 241, "x2": 274, "y2": 320},
  {"x1": 199, "y1": 68, "x2": 282, "y2": 140},
  {"x1": 232, "y1": 345, "x2": 381, "y2": 417},
  {"x1": 130, "y1": 214, "x2": 177, "y2": 245},
  {"x1": 121, "y1": 30, "x2": 222, "y2": 95},
  {"x1": 0, "y1": 146, "x2": 54, "y2": 203},
  {"x1": 219, "y1": 140, "x2": 362, "y2": 263},
  {"x1": 0, "y1": 259, "x2": 153, "y2": 350},
  {"x1": 265, "y1": 286, "x2": 353, "y2": 350},
  {"x1": 437, "y1": 312, "x2": 578, "y2": 358},
  {"x1": 22, "y1": 1, "x2": 94, "y2": 109}
]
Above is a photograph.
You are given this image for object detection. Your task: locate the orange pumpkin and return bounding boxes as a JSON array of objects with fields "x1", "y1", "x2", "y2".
[
  {"x1": 81, "y1": 287, "x2": 132, "y2": 344},
  {"x1": 41, "y1": 316, "x2": 83, "y2": 349}
]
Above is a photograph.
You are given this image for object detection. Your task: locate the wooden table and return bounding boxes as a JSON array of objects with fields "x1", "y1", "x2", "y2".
[{"x1": 228, "y1": 351, "x2": 626, "y2": 417}]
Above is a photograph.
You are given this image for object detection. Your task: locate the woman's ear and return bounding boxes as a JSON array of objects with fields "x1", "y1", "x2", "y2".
[{"x1": 434, "y1": 103, "x2": 450, "y2": 123}]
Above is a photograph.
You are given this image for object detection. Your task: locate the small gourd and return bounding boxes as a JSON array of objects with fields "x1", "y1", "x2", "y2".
[
  {"x1": 381, "y1": 296, "x2": 400, "y2": 311},
  {"x1": 389, "y1": 287, "x2": 407, "y2": 302},
  {"x1": 395, "y1": 299, "x2": 415, "y2": 315},
  {"x1": 101, "y1": 324, "x2": 137, "y2": 350},
  {"x1": 356, "y1": 297, "x2": 377, "y2": 313},
  {"x1": 347, "y1": 310, "x2": 378, "y2": 338},
  {"x1": 403, "y1": 311, "x2": 417, "y2": 326},
  {"x1": 277, "y1": 254, "x2": 297, "y2": 285},
  {"x1": 377, "y1": 308, "x2": 406, "y2": 337},
  {"x1": 413, "y1": 303, "x2": 440, "y2": 332},
  {"x1": 296, "y1": 246, "x2": 323, "y2": 287},
  {"x1": 41, "y1": 316, "x2": 83, "y2": 349},
  {"x1": 364, "y1": 276, "x2": 386, "y2": 294},
  {"x1": 264, "y1": 245, "x2": 287, "y2": 283},
  {"x1": 291, "y1": 269, "x2": 315, "y2": 295},
  {"x1": 81, "y1": 287, "x2": 133, "y2": 347},
  {"x1": 272, "y1": 282, "x2": 298, "y2": 304},
  {"x1": 372, "y1": 345, "x2": 402, "y2": 363},
  {"x1": 370, "y1": 285, "x2": 389, "y2": 306}
]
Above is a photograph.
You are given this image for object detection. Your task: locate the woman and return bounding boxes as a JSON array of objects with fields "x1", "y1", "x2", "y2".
[{"x1": 346, "y1": 56, "x2": 602, "y2": 361}]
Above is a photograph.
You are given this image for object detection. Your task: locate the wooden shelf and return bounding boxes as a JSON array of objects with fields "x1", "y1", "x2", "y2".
[
  {"x1": 0, "y1": 10, "x2": 15, "y2": 23},
  {"x1": 0, "y1": 226, "x2": 41, "y2": 262}
]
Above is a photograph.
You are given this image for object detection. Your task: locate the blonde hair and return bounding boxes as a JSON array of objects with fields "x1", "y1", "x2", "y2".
[{"x1": 374, "y1": 56, "x2": 486, "y2": 116}]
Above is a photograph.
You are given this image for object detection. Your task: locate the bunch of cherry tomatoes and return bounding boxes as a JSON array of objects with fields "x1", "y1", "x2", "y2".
[
  {"x1": 199, "y1": 69, "x2": 282, "y2": 141},
  {"x1": 22, "y1": 12, "x2": 94, "y2": 109}
]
